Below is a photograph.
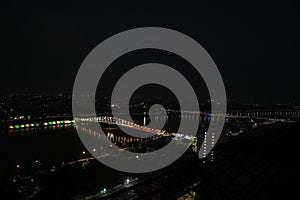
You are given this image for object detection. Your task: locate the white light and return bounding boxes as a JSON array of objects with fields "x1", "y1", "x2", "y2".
[{"x1": 93, "y1": 148, "x2": 96, "y2": 152}]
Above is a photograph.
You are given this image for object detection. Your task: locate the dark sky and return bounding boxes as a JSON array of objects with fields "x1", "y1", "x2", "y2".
[{"x1": 1, "y1": 0, "x2": 299, "y2": 103}]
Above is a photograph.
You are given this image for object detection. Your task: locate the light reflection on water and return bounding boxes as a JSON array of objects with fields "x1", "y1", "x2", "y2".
[
  {"x1": 7, "y1": 114, "x2": 214, "y2": 155},
  {"x1": 8, "y1": 124, "x2": 74, "y2": 134}
]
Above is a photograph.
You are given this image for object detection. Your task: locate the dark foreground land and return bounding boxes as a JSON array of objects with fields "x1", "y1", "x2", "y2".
[
  {"x1": 90, "y1": 122, "x2": 299, "y2": 200},
  {"x1": 183, "y1": 122, "x2": 299, "y2": 200}
]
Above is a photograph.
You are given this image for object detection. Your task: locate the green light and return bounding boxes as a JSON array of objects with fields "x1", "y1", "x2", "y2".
[
  {"x1": 48, "y1": 122, "x2": 53, "y2": 125},
  {"x1": 35, "y1": 123, "x2": 40, "y2": 126},
  {"x1": 60, "y1": 121, "x2": 64, "y2": 124},
  {"x1": 14, "y1": 125, "x2": 20, "y2": 129},
  {"x1": 100, "y1": 188, "x2": 107, "y2": 194}
]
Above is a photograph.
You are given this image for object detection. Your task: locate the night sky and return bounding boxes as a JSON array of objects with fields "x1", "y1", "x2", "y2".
[{"x1": 1, "y1": 0, "x2": 299, "y2": 103}]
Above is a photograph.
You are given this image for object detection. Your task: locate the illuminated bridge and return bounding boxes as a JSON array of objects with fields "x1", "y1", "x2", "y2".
[{"x1": 2, "y1": 109, "x2": 297, "y2": 132}]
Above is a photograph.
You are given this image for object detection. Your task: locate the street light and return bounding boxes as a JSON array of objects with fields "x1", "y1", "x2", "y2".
[{"x1": 101, "y1": 188, "x2": 107, "y2": 194}]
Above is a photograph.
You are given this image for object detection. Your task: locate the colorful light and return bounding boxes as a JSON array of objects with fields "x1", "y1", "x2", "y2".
[
  {"x1": 9, "y1": 125, "x2": 14, "y2": 129},
  {"x1": 14, "y1": 125, "x2": 20, "y2": 129}
]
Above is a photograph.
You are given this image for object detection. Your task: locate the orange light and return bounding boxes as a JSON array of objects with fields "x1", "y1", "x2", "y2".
[
  {"x1": 9, "y1": 125, "x2": 14, "y2": 129},
  {"x1": 52, "y1": 121, "x2": 56, "y2": 125},
  {"x1": 25, "y1": 124, "x2": 30, "y2": 128}
]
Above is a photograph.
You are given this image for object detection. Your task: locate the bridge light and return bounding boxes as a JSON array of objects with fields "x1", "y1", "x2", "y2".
[
  {"x1": 9, "y1": 125, "x2": 14, "y2": 129},
  {"x1": 14, "y1": 125, "x2": 20, "y2": 129}
]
